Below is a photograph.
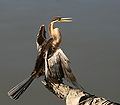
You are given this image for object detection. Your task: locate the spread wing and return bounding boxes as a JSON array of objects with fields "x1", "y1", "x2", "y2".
[
  {"x1": 47, "y1": 48, "x2": 64, "y2": 82},
  {"x1": 48, "y1": 48, "x2": 77, "y2": 84},
  {"x1": 36, "y1": 25, "x2": 46, "y2": 53},
  {"x1": 58, "y1": 49, "x2": 76, "y2": 82},
  {"x1": 31, "y1": 25, "x2": 47, "y2": 76}
]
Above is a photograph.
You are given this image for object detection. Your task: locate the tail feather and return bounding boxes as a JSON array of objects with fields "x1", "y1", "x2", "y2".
[{"x1": 8, "y1": 76, "x2": 35, "y2": 100}]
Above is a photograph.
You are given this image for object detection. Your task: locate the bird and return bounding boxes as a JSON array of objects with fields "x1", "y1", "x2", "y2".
[{"x1": 8, "y1": 16, "x2": 84, "y2": 100}]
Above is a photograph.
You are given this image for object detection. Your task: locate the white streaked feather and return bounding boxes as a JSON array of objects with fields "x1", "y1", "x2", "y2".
[
  {"x1": 36, "y1": 41, "x2": 42, "y2": 53},
  {"x1": 58, "y1": 48, "x2": 69, "y2": 62},
  {"x1": 45, "y1": 51, "x2": 48, "y2": 78},
  {"x1": 48, "y1": 48, "x2": 69, "y2": 65},
  {"x1": 47, "y1": 48, "x2": 70, "y2": 79}
]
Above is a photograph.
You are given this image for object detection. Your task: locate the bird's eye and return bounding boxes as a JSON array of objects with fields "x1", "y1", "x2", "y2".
[{"x1": 58, "y1": 18, "x2": 61, "y2": 21}]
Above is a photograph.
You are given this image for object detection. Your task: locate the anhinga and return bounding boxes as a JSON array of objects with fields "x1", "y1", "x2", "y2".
[{"x1": 8, "y1": 16, "x2": 84, "y2": 100}]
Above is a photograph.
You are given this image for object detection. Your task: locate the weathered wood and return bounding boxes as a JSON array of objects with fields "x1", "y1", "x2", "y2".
[{"x1": 42, "y1": 80, "x2": 120, "y2": 105}]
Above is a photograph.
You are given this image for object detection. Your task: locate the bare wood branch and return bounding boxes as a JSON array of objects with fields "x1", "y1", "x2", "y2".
[{"x1": 42, "y1": 80, "x2": 120, "y2": 105}]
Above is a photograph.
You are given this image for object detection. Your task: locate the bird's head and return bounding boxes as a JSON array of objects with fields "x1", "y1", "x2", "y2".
[{"x1": 51, "y1": 16, "x2": 72, "y2": 23}]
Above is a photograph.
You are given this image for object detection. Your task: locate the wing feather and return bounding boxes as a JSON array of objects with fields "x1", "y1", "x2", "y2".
[
  {"x1": 58, "y1": 49, "x2": 77, "y2": 82},
  {"x1": 36, "y1": 25, "x2": 46, "y2": 53},
  {"x1": 48, "y1": 48, "x2": 76, "y2": 83},
  {"x1": 58, "y1": 49, "x2": 84, "y2": 89},
  {"x1": 48, "y1": 48, "x2": 64, "y2": 82}
]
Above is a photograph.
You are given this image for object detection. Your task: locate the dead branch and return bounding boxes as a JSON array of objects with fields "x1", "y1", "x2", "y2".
[{"x1": 42, "y1": 80, "x2": 120, "y2": 105}]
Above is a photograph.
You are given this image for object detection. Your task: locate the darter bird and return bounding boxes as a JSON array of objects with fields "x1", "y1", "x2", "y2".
[{"x1": 8, "y1": 16, "x2": 84, "y2": 100}]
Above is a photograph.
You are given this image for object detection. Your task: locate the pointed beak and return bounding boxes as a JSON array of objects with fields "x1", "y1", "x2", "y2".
[{"x1": 60, "y1": 17, "x2": 72, "y2": 22}]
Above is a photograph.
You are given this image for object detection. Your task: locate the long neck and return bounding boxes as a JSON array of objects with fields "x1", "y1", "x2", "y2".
[
  {"x1": 48, "y1": 21, "x2": 54, "y2": 37},
  {"x1": 48, "y1": 22, "x2": 61, "y2": 48}
]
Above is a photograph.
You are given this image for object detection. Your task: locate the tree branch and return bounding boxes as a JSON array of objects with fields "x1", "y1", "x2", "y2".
[{"x1": 42, "y1": 80, "x2": 120, "y2": 105}]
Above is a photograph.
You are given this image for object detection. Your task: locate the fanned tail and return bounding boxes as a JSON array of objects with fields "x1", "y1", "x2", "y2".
[{"x1": 8, "y1": 76, "x2": 35, "y2": 100}]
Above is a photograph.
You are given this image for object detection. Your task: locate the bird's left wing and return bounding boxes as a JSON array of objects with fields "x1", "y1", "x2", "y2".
[
  {"x1": 47, "y1": 48, "x2": 64, "y2": 82},
  {"x1": 57, "y1": 48, "x2": 77, "y2": 82},
  {"x1": 47, "y1": 48, "x2": 75, "y2": 83},
  {"x1": 58, "y1": 49, "x2": 84, "y2": 89},
  {"x1": 36, "y1": 25, "x2": 46, "y2": 53}
]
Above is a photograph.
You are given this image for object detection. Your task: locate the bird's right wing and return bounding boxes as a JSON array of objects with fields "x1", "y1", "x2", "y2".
[{"x1": 36, "y1": 25, "x2": 47, "y2": 53}]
